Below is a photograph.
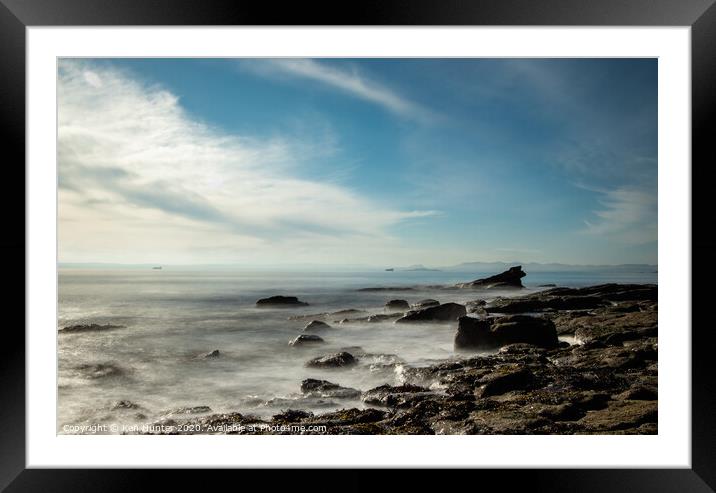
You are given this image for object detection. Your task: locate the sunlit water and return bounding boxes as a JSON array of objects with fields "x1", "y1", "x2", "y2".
[{"x1": 57, "y1": 268, "x2": 657, "y2": 433}]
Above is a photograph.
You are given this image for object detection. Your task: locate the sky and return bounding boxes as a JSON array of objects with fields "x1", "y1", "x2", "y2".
[{"x1": 57, "y1": 58, "x2": 658, "y2": 267}]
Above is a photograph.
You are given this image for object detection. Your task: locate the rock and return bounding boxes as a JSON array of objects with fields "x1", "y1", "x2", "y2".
[
  {"x1": 303, "y1": 408, "x2": 388, "y2": 426},
  {"x1": 385, "y1": 299, "x2": 410, "y2": 311},
  {"x1": 484, "y1": 284, "x2": 656, "y2": 316},
  {"x1": 289, "y1": 309, "x2": 364, "y2": 321},
  {"x1": 60, "y1": 323, "x2": 125, "y2": 333},
  {"x1": 73, "y1": 362, "x2": 126, "y2": 379},
  {"x1": 306, "y1": 352, "x2": 357, "y2": 368},
  {"x1": 578, "y1": 400, "x2": 657, "y2": 432},
  {"x1": 368, "y1": 313, "x2": 403, "y2": 322},
  {"x1": 475, "y1": 368, "x2": 535, "y2": 397},
  {"x1": 357, "y1": 287, "x2": 415, "y2": 292},
  {"x1": 303, "y1": 320, "x2": 332, "y2": 332},
  {"x1": 538, "y1": 284, "x2": 557, "y2": 287},
  {"x1": 202, "y1": 349, "x2": 220, "y2": 358},
  {"x1": 576, "y1": 324, "x2": 657, "y2": 345},
  {"x1": 300, "y1": 379, "x2": 361, "y2": 399},
  {"x1": 111, "y1": 400, "x2": 140, "y2": 410},
  {"x1": 614, "y1": 385, "x2": 657, "y2": 401},
  {"x1": 498, "y1": 343, "x2": 546, "y2": 355},
  {"x1": 465, "y1": 299, "x2": 487, "y2": 313},
  {"x1": 168, "y1": 406, "x2": 212, "y2": 415},
  {"x1": 273, "y1": 409, "x2": 314, "y2": 422},
  {"x1": 454, "y1": 317, "x2": 493, "y2": 349},
  {"x1": 256, "y1": 295, "x2": 308, "y2": 307},
  {"x1": 395, "y1": 302, "x2": 467, "y2": 323},
  {"x1": 455, "y1": 315, "x2": 558, "y2": 350},
  {"x1": 362, "y1": 384, "x2": 431, "y2": 407},
  {"x1": 412, "y1": 299, "x2": 440, "y2": 309},
  {"x1": 289, "y1": 334, "x2": 324, "y2": 347},
  {"x1": 456, "y1": 266, "x2": 526, "y2": 289}
]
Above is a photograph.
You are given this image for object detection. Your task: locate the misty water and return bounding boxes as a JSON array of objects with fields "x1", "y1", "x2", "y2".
[{"x1": 57, "y1": 268, "x2": 657, "y2": 433}]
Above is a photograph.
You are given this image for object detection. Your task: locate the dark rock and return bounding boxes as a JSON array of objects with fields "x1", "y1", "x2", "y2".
[
  {"x1": 577, "y1": 325, "x2": 657, "y2": 345},
  {"x1": 614, "y1": 385, "x2": 657, "y2": 401},
  {"x1": 339, "y1": 313, "x2": 403, "y2": 323},
  {"x1": 169, "y1": 406, "x2": 212, "y2": 415},
  {"x1": 256, "y1": 295, "x2": 308, "y2": 306},
  {"x1": 368, "y1": 313, "x2": 403, "y2": 322},
  {"x1": 395, "y1": 302, "x2": 467, "y2": 323},
  {"x1": 456, "y1": 266, "x2": 526, "y2": 289},
  {"x1": 303, "y1": 320, "x2": 332, "y2": 332},
  {"x1": 362, "y1": 383, "x2": 431, "y2": 407},
  {"x1": 542, "y1": 284, "x2": 657, "y2": 302},
  {"x1": 273, "y1": 409, "x2": 314, "y2": 422},
  {"x1": 385, "y1": 299, "x2": 410, "y2": 311},
  {"x1": 73, "y1": 362, "x2": 126, "y2": 379},
  {"x1": 202, "y1": 349, "x2": 220, "y2": 358},
  {"x1": 300, "y1": 379, "x2": 361, "y2": 399},
  {"x1": 498, "y1": 343, "x2": 546, "y2": 355},
  {"x1": 475, "y1": 368, "x2": 535, "y2": 397},
  {"x1": 306, "y1": 352, "x2": 357, "y2": 368},
  {"x1": 303, "y1": 408, "x2": 388, "y2": 426},
  {"x1": 60, "y1": 323, "x2": 125, "y2": 333},
  {"x1": 413, "y1": 299, "x2": 440, "y2": 309},
  {"x1": 455, "y1": 315, "x2": 558, "y2": 350},
  {"x1": 289, "y1": 334, "x2": 324, "y2": 347},
  {"x1": 486, "y1": 296, "x2": 606, "y2": 313},
  {"x1": 111, "y1": 400, "x2": 139, "y2": 410},
  {"x1": 538, "y1": 284, "x2": 557, "y2": 287},
  {"x1": 289, "y1": 309, "x2": 364, "y2": 321},
  {"x1": 465, "y1": 299, "x2": 487, "y2": 313}
]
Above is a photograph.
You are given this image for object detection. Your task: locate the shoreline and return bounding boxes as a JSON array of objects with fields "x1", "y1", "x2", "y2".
[{"x1": 131, "y1": 279, "x2": 658, "y2": 435}]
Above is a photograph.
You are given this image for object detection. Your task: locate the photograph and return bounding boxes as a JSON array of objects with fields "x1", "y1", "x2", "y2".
[{"x1": 56, "y1": 57, "x2": 658, "y2": 436}]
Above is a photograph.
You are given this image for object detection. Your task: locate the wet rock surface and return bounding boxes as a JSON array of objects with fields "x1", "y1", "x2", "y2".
[
  {"x1": 303, "y1": 320, "x2": 332, "y2": 332},
  {"x1": 456, "y1": 266, "x2": 526, "y2": 289},
  {"x1": 413, "y1": 299, "x2": 440, "y2": 309},
  {"x1": 289, "y1": 334, "x2": 324, "y2": 346},
  {"x1": 256, "y1": 295, "x2": 309, "y2": 306},
  {"x1": 385, "y1": 299, "x2": 410, "y2": 311},
  {"x1": 60, "y1": 323, "x2": 125, "y2": 333},
  {"x1": 396, "y1": 302, "x2": 467, "y2": 323},
  {"x1": 300, "y1": 379, "x2": 361, "y2": 399},
  {"x1": 306, "y1": 351, "x2": 357, "y2": 368}
]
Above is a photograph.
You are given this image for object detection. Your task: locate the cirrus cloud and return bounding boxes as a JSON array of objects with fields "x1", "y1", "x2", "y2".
[{"x1": 58, "y1": 60, "x2": 437, "y2": 264}]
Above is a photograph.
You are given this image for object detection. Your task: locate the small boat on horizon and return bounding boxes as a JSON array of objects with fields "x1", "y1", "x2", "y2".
[{"x1": 385, "y1": 268, "x2": 394, "y2": 271}]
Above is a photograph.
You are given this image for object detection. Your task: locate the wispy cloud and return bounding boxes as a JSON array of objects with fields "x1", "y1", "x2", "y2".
[
  {"x1": 243, "y1": 59, "x2": 437, "y2": 124},
  {"x1": 58, "y1": 61, "x2": 436, "y2": 264},
  {"x1": 583, "y1": 186, "x2": 657, "y2": 245}
]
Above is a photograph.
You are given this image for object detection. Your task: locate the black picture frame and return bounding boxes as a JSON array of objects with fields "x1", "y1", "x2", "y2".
[{"x1": 2, "y1": 0, "x2": 712, "y2": 489}]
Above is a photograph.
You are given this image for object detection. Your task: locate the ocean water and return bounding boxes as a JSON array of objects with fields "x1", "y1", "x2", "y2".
[{"x1": 57, "y1": 268, "x2": 657, "y2": 433}]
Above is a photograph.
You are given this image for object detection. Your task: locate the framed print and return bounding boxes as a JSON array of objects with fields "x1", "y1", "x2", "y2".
[{"x1": 2, "y1": 0, "x2": 714, "y2": 488}]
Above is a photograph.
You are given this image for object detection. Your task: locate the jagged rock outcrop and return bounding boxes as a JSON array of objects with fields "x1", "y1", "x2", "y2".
[
  {"x1": 395, "y1": 303, "x2": 467, "y2": 323},
  {"x1": 456, "y1": 266, "x2": 526, "y2": 289}
]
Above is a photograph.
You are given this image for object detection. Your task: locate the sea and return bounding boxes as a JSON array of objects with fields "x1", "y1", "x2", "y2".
[{"x1": 57, "y1": 268, "x2": 657, "y2": 433}]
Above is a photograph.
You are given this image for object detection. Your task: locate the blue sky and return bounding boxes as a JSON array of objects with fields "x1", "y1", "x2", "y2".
[{"x1": 58, "y1": 58, "x2": 657, "y2": 266}]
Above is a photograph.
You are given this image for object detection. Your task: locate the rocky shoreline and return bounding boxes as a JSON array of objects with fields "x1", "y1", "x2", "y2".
[{"x1": 137, "y1": 267, "x2": 657, "y2": 435}]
